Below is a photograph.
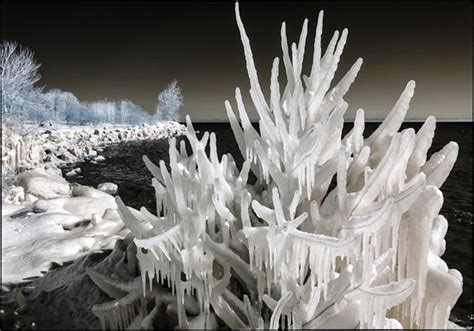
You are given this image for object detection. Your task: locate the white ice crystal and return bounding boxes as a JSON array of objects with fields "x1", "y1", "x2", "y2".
[{"x1": 91, "y1": 3, "x2": 463, "y2": 329}]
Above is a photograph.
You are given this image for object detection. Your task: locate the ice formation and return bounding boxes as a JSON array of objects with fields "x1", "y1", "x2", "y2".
[
  {"x1": 1, "y1": 170, "x2": 129, "y2": 283},
  {"x1": 1, "y1": 121, "x2": 185, "y2": 176},
  {"x1": 89, "y1": 3, "x2": 463, "y2": 329},
  {"x1": 1, "y1": 122, "x2": 185, "y2": 284}
]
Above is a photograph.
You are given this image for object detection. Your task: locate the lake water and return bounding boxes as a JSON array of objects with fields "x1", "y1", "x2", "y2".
[{"x1": 66, "y1": 121, "x2": 472, "y2": 327}]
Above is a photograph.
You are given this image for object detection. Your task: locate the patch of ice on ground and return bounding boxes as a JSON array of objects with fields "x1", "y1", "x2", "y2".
[
  {"x1": 0, "y1": 236, "x2": 138, "y2": 329},
  {"x1": 97, "y1": 182, "x2": 118, "y2": 195},
  {"x1": 1, "y1": 171, "x2": 131, "y2": 284}
]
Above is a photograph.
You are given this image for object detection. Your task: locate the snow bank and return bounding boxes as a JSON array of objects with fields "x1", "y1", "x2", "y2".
[
  {"x1": 1, "y1": 170, "x2": 132, "y2": 284},
  {"x1": 1, "y1": 121, "x2": 185, "y2": 284}
]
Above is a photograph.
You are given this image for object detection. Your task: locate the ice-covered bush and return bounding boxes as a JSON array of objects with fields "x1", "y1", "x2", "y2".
[
  {"x1": 90, "y1": 3, "x2": 462, "y2": 329},
  {"x1": 155, "y1": 80, "x2": 183, "y2": 122}
]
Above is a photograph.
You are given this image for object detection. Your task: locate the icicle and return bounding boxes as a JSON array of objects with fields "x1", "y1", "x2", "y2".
[{"x1": 421, "y1": 141, "x2": 458, "y2": 188}]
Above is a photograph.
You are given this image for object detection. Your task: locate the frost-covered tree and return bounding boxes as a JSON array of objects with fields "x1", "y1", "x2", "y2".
[
  {"x1": 41, "y1": 89, "x2": 80, "y2": 123},
  {"x1": 117, "y1": 100, "x2": 150, "y2": 125},
  {"x1": 155, "y1": 80, "x2": 183, "y2": 121},
  {"x1": 1, "y1": 41, "x2": 42, "y2": 116},
  {"x1": 1, "y1": 40, "x2": 168, "y2": 126},
  {"x1": 86, "y1": 100, "x2": 116, "y2": 124},
  {"x1": 51, "y1": 90, "x2": 82, "y2": 125}
]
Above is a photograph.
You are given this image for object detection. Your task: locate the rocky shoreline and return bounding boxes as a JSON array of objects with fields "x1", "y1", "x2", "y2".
[{"x1": 0, "y1": 121, "x2": 186, "y2": 330}]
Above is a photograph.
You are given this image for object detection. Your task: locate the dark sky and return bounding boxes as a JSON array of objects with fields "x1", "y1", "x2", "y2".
[{"x1": 2, "y1": 0, "x2": 472, "y2": 121}]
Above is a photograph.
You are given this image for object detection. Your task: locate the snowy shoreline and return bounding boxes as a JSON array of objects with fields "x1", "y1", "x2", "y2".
[
  {"x1": 1, "y1": 121, "x2": 185, "y2": 284},
  {"x1": 2, "y1": 121, "x2": 185, "y2": 178}
]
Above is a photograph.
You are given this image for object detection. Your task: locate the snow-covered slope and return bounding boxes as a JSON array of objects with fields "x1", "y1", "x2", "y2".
[{"x1": 1, "y1": 121, "x2": 185, "y2": 284}]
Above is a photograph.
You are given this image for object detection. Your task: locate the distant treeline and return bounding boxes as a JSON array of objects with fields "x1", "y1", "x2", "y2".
[
  {"x1": 21, "y1": 89, "x2": 159, "y2": 125},
  {"x1": 1, "y1": 41, "x2": 183, "y2": 125}
]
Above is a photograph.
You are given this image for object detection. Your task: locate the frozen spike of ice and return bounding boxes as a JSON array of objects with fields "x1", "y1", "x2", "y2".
[
  {"x1": 336, "y1": 149, "x2": 348, "y2": 216},
  {"x1": 116, "y1": 197, "x2": 149, "y2": 239},
  {"x1": 212, "y1": 194, "x2": 236, "y2": 222},
  {"x1": 309, "y1": 10, "x2": 324, "y2": 88},
  {"x1": 235, "y1": 2, "x2": 269, "y2": 113},
  {"x1": 272, "y1": 187, "x2": 286, "y2": 226},
  {"x1": 353, "y1": 108, "x2": 365, "y2": 154},
  {"x1": 366, "y1": 80, "x2": 416, "y2": 148},
  {"x1": 235, "y1": 88, "x2": 261, "y2": 159},
  {"x1": 347, "y1": 145, "x2": 370, "y2": 192},
  {"x1": 421, "y1": 141, "x2": 459, "y2": 188},
  {"x1": 354, "y1": 279, "x2": 415, "y2": 329},
  {"x1": 352, "y1": 133, "x2": 402, "y2": 212},
  {"x1": 353, "y1": 172, "x2": 425, "y2": 218},
  {"x1": 91, "y1": 288, "x2": 143, "y2": 330},
  {"x1": 134, "y1": 225, "x2": 181, "y2": 263},
  {"x1": 296, "y1": 19, "x2": 309, "y2": 75},
  {"x1": 289, "y1": 228, "x2": 359, "y2": 249},
  {"x1": 280, "y1": 21, "x2": 295, "y2": 94},
  {"x1": 86, "y1": 268, "x2": 129, "y2": 299},
  {"x1": 321, "y1": 30, "x2": 339, "y2": 74},
  {"x1": 430, "y1": 215, "x2": 448, "y2": 257},
  {"x1": 342, "y1": 198, "x2": 394, "y2": 233},
  {"x1": 406, "y1": 116, "x2": 436, "y2": 179},
  {"x1": 321, "y1": 58, "x2": 363, "y2": 115},
  {"x1": 289, "y1": 190, "x2": 301, "y2": 220},
  {"x1": 143, "y1": 155, "x2": 164, "y2": 184},
  {"x1": 225, "y1": 100, "x2": 246, "y2": 160},
  {"x1": 269, "y1": 291, "x2": 292, "y2": 330},
  {"x1": 360, "y1": 278, "x2": 415, "y2": 299},
  {"x1": 252, "y1": 199, "x2": 277, "y2": 225},
  {"x1": 210, "y1": 294, "x2": 248, "y2": 329},
  {"x1": 204, "y1": 234, "x2": 257, "y2": 292},
  {"x1": 270, "y1": 57, "x2": 290, "y2": 146}
]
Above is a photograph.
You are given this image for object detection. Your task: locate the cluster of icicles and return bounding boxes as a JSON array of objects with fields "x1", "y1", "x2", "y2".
[{"x1": 90, "y1": 3, "x2": 462, "y2": 329}]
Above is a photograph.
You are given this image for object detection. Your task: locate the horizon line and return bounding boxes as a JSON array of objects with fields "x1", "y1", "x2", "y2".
[{"x1": 186, "y1": 118, "x2": 473, "y2": 123}]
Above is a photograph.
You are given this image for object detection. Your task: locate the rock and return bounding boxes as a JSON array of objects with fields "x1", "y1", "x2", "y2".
[
  {"x1": 91, "y1": 213, "x2": 103, "y2": 225},
  {"x1": 48, "y1": 196, "x2": 116, "y2": 218},
  {"x1": 14, "y1": 171, "x2": 71, "y2": 199},
  {"x1": 32, "y1": 199, "x2": 63, "y2": 213},
  {"x1": 72, "y1": 185, "x2": 116, "y2": 205},
  {"x1": 65, "y1": 170, "x2": 77, "y2": 177},
  {"x1": 94, "y1": 155, "x2": 105, "y2": 162},
  {"x1": 60, "y1": 151, "x2": 77, "y2": 163},
  {"x1": 24, "y1": 193, "x2": 38, "y2": 204},
  {"x1": 4, "y1": 186, "x2": 25, "y2": 204},
  {"x1": 97, "y1": 183, "x2": 118, "y2": 195}
]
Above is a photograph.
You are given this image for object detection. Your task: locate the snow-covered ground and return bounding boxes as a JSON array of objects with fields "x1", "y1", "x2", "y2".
[
  {"x1": 1, "y1": 121, "x2": 185, "y2": 284},
  {"x1": 2, "y1": 121, "x2": 185, "y2": 178}
]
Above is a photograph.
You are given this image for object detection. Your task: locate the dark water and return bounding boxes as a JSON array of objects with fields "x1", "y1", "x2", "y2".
[{"x1": 65, "y1": 122, "x2": 473, "y2": 327}]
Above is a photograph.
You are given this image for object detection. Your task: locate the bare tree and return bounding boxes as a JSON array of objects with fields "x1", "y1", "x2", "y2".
[
  {"x1": 155, "y1": 80, "x2": 183, "y2": 121},
  {"x1": 1, "y1": 41, "x2": 42, "y2": 115}
]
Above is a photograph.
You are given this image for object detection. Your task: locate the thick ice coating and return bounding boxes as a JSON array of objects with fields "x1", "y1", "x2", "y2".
[{"x1": 89, "y1": 3, "x2": 463, "y2": 329}]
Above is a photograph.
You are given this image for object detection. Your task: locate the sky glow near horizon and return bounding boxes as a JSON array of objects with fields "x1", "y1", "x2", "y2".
[{"x1": 2, "y1": 1, "x2": 472, "y2": 122}]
